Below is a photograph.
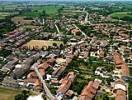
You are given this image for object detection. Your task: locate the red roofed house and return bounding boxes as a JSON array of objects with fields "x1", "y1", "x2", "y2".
[{"x1": 79, "y1": 79, "x2": 101, "y2": 100}]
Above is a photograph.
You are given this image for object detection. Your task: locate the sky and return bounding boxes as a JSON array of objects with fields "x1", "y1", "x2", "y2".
[{"x1": 0, "y1": 0, "x2": 132, "y2": 1}]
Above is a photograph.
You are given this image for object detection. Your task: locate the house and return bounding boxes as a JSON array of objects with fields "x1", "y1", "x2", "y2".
[
  {"x1": 71, "y1": 28, "x2": 81, "y2": 36},
  {"x1": 56, "y1": 72, "x2": 76, "y2": 99},
  {"x1": 1, "y1": 58, "x2": 18, "y2": 73},
  {"x1": 24, "y1": 57, "x2": 56, "y2": 90},
  {"x1": 2, "y1": 77, "x2": 19, "y2": 88},
  {"x1": 95, "y1": 67, "x2": 110, "y2": 78},
  {"x1": 12, "y1": 53, "x2": 40, "y2": 79},
  {"x1": 113, "y1": 50, "x2": 129, "y2": 76},
  {"x1": 79, "y1": 79, "x2": 101, "y2": 100},
  {"x1": 24, "y1": 78, "x2": 42, "y2": 90},
  {"x1": 113, "y1": 79, "x2": 127, "y2": 100},
  {"x1": 52, "y1": 66, "x2": 66, "y2": 78},
  {"x1": 27, "y1": 93, "x2": 43, "y2": 100}
]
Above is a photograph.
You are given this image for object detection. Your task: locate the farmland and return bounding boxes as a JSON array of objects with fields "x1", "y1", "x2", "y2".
[
  {"x1": 0, "y1": 4, "x2": 20, "y2": 11},
  {"x1": 110, "y1": 12, "x2": 132, "y2": 21},
  {"x1": 0, "y1": 12, "x2": 18, "y2": 20},
  {"x1": 11, "y1": 16, "x2": 34, "y2": 25},
  {"x1": 21, "y1": 5, "x2": 62, "y2": 17}
]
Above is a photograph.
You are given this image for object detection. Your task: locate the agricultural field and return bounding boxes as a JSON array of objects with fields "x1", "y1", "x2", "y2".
[
  {"x1": 0, "y1": 4, "x2": 18, "y2": 11},
  {"x1": 0, "y1": 4, "x2": 27, "y2": 12},
  {"x1": 18, "y1": 25, "x2": 41, "y2": 31},
  {"x1": 21, "y1": 5, "x2": 62, "y2": 17},
  {"x1": 11, "y1": 16, "x2": 34, "y2": 25},
  {"x1": 0, "y1": 87, "x2": 21, "y2": 100},
  {"x1": 110, "y1": 12, "x2": 132, "y2": 21},
  {"x1": 0, "y1": 12, "x2": 18, "y2": 19}
]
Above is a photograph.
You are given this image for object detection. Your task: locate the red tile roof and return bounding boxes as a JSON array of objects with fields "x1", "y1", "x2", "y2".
[
  {"x1": 116, "y1": 90, "x2": 126, "y2": 100},
  {"x1": 113, "y1": 51, "x2": 123, "y2": 65},
  {"x1": 113, "y1": 51, "x2": 129, "y2": 76},
  {"x1": 79, "y1": 80, "x2": 100, "y2": 100},
  {"x1": 114, "y1": 79, "x2": 127, "y2": 100},
  {"x1": 56, "y1": 72, "x2": 76, "y2": 94},
  {"x1": 24, "y1": 78, "x2": 41, "y2": 87},
  {"x1": 25, "y1": 58, "x2": 55, "y2": 89}
]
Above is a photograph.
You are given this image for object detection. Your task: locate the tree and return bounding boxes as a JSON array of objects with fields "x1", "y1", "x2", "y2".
[
  {"x1": 15, "y1": 90, "x2": 30, "y2": 100},
  {"x1": 53, "y1": 43, "x2": 57, "y2": 47},
  {"x1": 128, "y1": 82, "x2": 132, "y2": 100},
  {"x1": 39, "y1": 10, "x2": 47, "y2": 19},
  {"x1": 63, "y1": 36, "x2": 68, "y2": 44}
]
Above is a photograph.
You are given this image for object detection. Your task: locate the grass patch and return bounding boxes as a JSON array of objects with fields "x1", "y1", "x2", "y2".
[{"x1": 0, "y1": 87, "x2": 21, "y2": 100}]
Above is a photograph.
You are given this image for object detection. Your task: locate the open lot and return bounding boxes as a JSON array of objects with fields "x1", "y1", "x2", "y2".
[
  {"x1": 23, "y1": 40, "x2": 64, "y2": 49},
  {"x1": 0, "y1": 87, "x2": 21, "y2": 100}
]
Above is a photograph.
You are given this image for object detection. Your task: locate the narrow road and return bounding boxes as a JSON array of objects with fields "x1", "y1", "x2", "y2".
[
  {"x1": 73, "y1": 24, "x2": 87, "y2": 37},
  {"x1": 33, "y1": 63, "x2": 55, "y2": 100},
  {"x1": 55, "y1": 24, "x2": 61, "y2": 34},
  {"x1": 84, "y1": 11, "x2": 91, "y2": 24}
]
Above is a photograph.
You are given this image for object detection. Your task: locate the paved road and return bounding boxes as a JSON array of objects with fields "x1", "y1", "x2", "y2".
[
  {"x1": 55, "y1": 24, "x2": 61, "y2": 34},
  {"x1": 33, "y1": 63, "x2": 55, "y2": 100},
  {"x1": 73, "y1": 24, "x2": 87, "y2": 37}
]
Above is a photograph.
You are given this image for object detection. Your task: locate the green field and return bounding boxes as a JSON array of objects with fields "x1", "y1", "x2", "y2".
[
  {"x1": 0, "y1": 12, "x2": 18, "y2": 19},
  {"x1": 0, "y1": 4, "x2": 25, "y2": 11},
  {"x1": 110, "y1": 12, "x2": 132, "y2": 21},
  {"x1": 21, "y1": 5, "x2": 62, "y2": 17},
  {"x1": 0, "y1": 12, "x2": 11, "y2": 19},
  {"x1": 0, "y1": 5, "x2": 17, "y2": 11},
  {"x1": 0, "y1": 87, "x2": 21, "y2": 100}
]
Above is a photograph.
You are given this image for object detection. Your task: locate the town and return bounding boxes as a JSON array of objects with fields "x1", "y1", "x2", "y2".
[{"x1": 0, "y1": 0, "x2": 131, "y2": 100}]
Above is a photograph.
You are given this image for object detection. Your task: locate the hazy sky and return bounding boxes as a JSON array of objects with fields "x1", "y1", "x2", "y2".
[{"x1": 0, "y1": 0, "x2": 132, "y2": 1}]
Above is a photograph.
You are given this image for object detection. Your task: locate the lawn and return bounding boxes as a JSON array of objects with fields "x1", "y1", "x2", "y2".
[
  {"x1": 21, "y1": 5, "x2": 62, "y2": 17},
  {"x1": 0, "y1": 87, "x2": 21, "y2": 100}
]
